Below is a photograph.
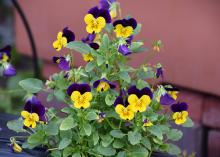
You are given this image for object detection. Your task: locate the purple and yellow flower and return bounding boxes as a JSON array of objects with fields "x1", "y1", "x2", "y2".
[
  {"x1": 52, "y1": 56, "x2": 70, "y2": 71},
  {"x1": 127, "y1": 85, "x2": 152, "y2": 113},
  {"x1": 84, "y1": 6, "x2": 111, "y2": 34},
  {"x1": 3, "y1": 63, "x2": 16, "y2": 77},
  {"x1": 0, "y1": 45, "x2": 11, "y2": 62},
  {"x1": 113, "y1": 18, "x2": 137, "y2": 38},
  {"x1": 114, "y1": 95, "x2": 134, "y2": 121},
  {"x1": 21, "y1": 96, "x2": 46, "y2": 128},
  {"x1": 67, "y1": 83, "x2": 92, "y2": 109},
  {"x1": 171, "y1": 102, "x2": 188, "y2": 125},
  {"x1": 10, "y1": 141, "x2": 22, "y2": 153},
  {"x1": 97, "y1": 112, "x2": 106, "y2": 123},
  {"x1": 53, "y1": 27, "x2": 75, "y2": 51},
  {"x1": 143, "y1": 119, "x2": 153, "y2": 127},
  {"x1": 159, "y1": 86, "x2": 179, "y2": 105},
  {"x1": 165, "y1": 87, "x2": 179, "y2": 100},
  {"x1": 118, "y1": 44, "x2": 132, "y2": 56},
  {"x1": 93, "y1": 78, "x2": 116, "y2": 92},
  {"x1": 99, "y1": 0, "x2": 117, "y2": 19}
]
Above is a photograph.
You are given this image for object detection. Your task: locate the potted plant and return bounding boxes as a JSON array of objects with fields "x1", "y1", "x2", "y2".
[{"x1": 6, "y1": 0, "x2": 193, "y2": 156}]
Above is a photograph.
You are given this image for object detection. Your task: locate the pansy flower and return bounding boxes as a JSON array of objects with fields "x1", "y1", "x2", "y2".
[
  {"x1": 156, "y1": 67, "x2": 163, "y2": 78},
  {"x1": 127, "y1": 85, "x2": 152, "y2": 113},
  {"x1": 97, "y1": 112, "x2": 106, "y2": 123},
  {"x1": 52, "y1": 56, "x2": 70, "y2": 71},
  {"x1": 84, "y1": 6, "x2": 111, "y2": 34},
  {"x1": 99, "y1": 0, "x2": 117, "y2": 19},
  {"x1": 143, "y1": 119, "x2": 153, "y2": 127},
  {"x1": 118, "y1": 44, "x2": 132, "y2": 56},
  {"x1": 21, "y1": 96, "x2": 46, "y2": 128},
  {"x1": 114, "y1": 95, "x2": 134, "y2": 121},
  {"x1": 113, "y1": 18, "x2": 137, "y2": 38},
  {"x1": 10, "y1": 141, "x2": 22, "y2": 153},
  {"x1": 93, "y1": 78, "x2": 116, "y2": 92},
  {"x1": 171, "y1": 102, "x2": 188, "y2": 125},
  {"x1": 160, "y1": 86, "x2": 179, "y2": 105},
  {"x1": 67, "y1": 83, "x2": 92, "y2": 109},
  {"x1": 0, "y1": 45, "x2": 11, "y2": 62},
  {"x1": 53, "y1": 27, "x2": 75, "y2": 51}
]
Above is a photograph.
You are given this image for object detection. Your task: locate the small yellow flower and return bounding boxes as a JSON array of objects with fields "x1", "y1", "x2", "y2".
[
  {"x1": 83, "y1": 53, "x2": 94, "y2": 62},
  {"x1": 71, "y1": 91, "x2": 93, "y2": 109},
  {"x1": 84, "y1": 14, "x2": 106, "y2": 34},
  {"x1": 172, "y1": 111, "x2": 188, "y2": 125},
  {"x1": 168, "y1": 91, "x2": 178, "y2": 100},
  {"x1": 21, "y1": 111, "x2": 39, "y2": 128},
  {"x1": 53, "y1": 32, "x2": 67, "y2": 51},
  {"x1": 115, "y1": 104, "x2": 135, "y2": 120},
  {"x1": 97, "y1": 82, "x2": 110, "y2": 92},
  {"x1": 128, "y1": 94, "x2": 151, "y2": 112},
  {"x1": 114, "y1": 24, "x2": 133, "y2": 38},
  {"x1": 110, "y1": 9, "x2": 117, "y2": 19}
]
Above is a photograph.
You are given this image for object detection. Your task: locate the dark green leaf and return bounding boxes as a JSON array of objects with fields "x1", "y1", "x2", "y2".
[
  {"x1": 182, "y1": 117, "x2": 194, "y2": 127},
  {"x1": 83, "y1": 123, "x2": 92, "y2": 136},
  {"x1": 119, "y1": 71, "x2": 131, "y2": 83},
  {"x1": 86, "y1": 111, "x2": 98, "y2": 121},
  {"x1": 93, "y1": 131, "x2": 99, "y2": 145},
  {"x1": 128, "y1": 131, "x2": 142, "y2": 145},
  {"x1": 113, "y1": 139, "x2": 124, "y2": 148},
  {"x1": 58, "y1": 138, "x2": 71, "y2": 150},
  {"x1": 166, "y1": 129, "x2": 183, "y2": 141},
  {"x1": 167, "y1": 143, "x2": 181, "y2": 155},
  {"x1": 110, "y1": 130, "x2": 125, "y2": 139},
  {"x1": 148, "y1": 125, "x2": 163, "y2": 140},
  {"x1": 7, "y1": 118, "x2": 26, "y2": 133},
  {"x1": 97, "y1": 145, "x2": 116, "y2": 156},
  {"x1": 85, "y1": 61, "x2": 95, "y2": 72},
  {"x1": 60, "y1": 117, "x2": 77, "y2": 131},
  {"x1": 67, "y1": 41, "x2": 93, "y2": 54}
]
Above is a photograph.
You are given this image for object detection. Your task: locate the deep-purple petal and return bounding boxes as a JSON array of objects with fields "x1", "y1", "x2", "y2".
[
  {"x1": 89, "y1": 43, "x2": 100, "y2": 50},
  {"x1": 67, "y1": 83, "x2": 79, "y2": 96},
  {"x1": 114, "y1": 96, "x2": 124, "y2": 107},
  {"x1": 113, "y1": 18, "x2": 137, "y2": 29},
  {"x1": 88, "y1": 6, "x2": 111, "y2": 23},
  {"x1": 156, "y1": 67, "x2": 163, "y2": 78},
  {"x1": 0, "y1": 45, "x2": 11, "y2": 59},
  {"x1": 78, "y1": 83, "x2": 91, "y2": 94},
  {"x1": 62, "y1": 27, "x2": 75, "y2": 43},
  {"x1": 141, "y1": 87, "x2": 153, "y2": 99},
  {"x1": 160, "y1": 94, "x2": 175, "y2": 105},
  {"x1": 59, "y1": 58, "x2": 70, "y2": 71},
  {"x1": 93, "y1": 80, "x2": 101, "y2": 88},
  {"x1": 118, "y1": 45, "x2": 132, "y2": 56},
  {"x1": 24, "y1": 96, "x2": 45, "y2": 117},
  {"x1": 171, "y1": 102, "x2": 188, "y2": 112}
]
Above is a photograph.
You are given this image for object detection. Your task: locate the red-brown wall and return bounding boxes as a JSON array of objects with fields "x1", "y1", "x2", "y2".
[{"x1": 15, "y1": 0, "x2": 220, "y2": 96}]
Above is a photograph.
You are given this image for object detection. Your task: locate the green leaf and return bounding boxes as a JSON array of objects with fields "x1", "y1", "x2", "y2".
[
  {"x1": 7, "y1": 118, "x2": 26, "y2": 133},
  {"x1": 59, "y1": 138, "x2": 71, "y2": 150},
  {"x1": 105, "y1": 23, "x2": 114, "y2": 33},
  {"x1": 67, "y1": 41, "x2": 92, "y2": 54},
  {"x1": 54, "y1": 90, "x2": 66, "y2": 102},
  {"x1": 141, "y1": 136, "x2": 151, "y2": 150},
  {"x1": 93, "y1": 131, "x2": 99, "y2": 145},
  {"x1": 27, "y1": 130, "x2": 45, "y2": 147},
  {"x1": 119, "y1": 71, "x2": 131, "y2": 83},
  {"x1": 182, "y1": 117, "x2": 194, "y2": 127},
  {"x1": 63, "y1": 147, "x2": 74, "y2": 157},
  {"x1": 117, "y1": 151, "x2": 126, "y2": 157},
  {"x1": 19, "y1": 78, "x2": 43, "y2": 93},
  {"x1": 61, "y1": 107, "x2": 75, "y2": 114},
  {"x1": 83, "y1": 123, "x2": 92, "y2": 136},
  {"x1": 97, "y1": 55, "x2": 105, "y2": 66},
  {"x1": 101, "y1": 134, "x2": 114, "y2": 147},
  {"x1": 60, "y1": 117, "x2": 77, "y2": 131},
  {"x1": 105, "y1": 94, "x2": 116, "y2": 106},
  {"x1": 97, "y1": 145, "x2": 116, "y2": 156},
  {"x1": 51, "y1": 150, "x2": 62, "y2": 157},
  {"x1": 85, "y1": 61, "x2": 95, "y2": 72},
  {"x1": 113, "y1": 139, "x2": 125, "y2": 149},
  {"x1": 133, "y1": 24, "x2": 142, "y2": 35},
  {"x1": 102, "y1": 34, "x2": 110, "y2": 49},
  {"x1": 86, "y1": 111, "x2": 98, "y2": 121},
  {"x1": 166, "y1": 129, "x2": 183, "y2": 141},
  {"x1": 130, "y1": 41, "x2": 144, "y2": 53},
  {"x1": 45, "y1": 121, "x2": 59, "y2": 136},
  {"x1": 72, "y1": 152, "x2": 81, "y2": 157},
  {"x1": 110, "y1": 130, "x2": 126, "y2": 139},
  {"x1": 167, "y1": 143, "x2": 181, "y2": 155},
  {"x1": 128, "y1": 131, "x2": 142, "y2": 145},
  {"x1": 148, "y1": 125, "x2": 163, "y2": 140},
  {"x1": 127, "y1": 146, "x2": 149, "y2": 157}
]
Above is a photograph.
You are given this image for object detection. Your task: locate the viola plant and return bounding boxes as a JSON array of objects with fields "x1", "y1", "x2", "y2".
[{"x1": 7, "y1": 0, "x2": 193, "y2": 157}]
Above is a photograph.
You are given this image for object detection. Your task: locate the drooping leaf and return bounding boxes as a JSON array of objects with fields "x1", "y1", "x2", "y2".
[{"x1": 19, "y1": 78, "x2": 43, "y2": 93}]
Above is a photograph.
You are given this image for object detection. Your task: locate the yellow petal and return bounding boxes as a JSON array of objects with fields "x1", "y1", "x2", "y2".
[
  {"x1": 81, "y1": 102, "x2": 91, "y2": 109},
  {"x1": 31, "y1": 122, "x2": 37, "y2": 128},
  {"x1": 21, "y1": 111, "x2": 30, "y2": 119},
  {"x1": 23, "y1": 119, "x2": 31, "y2": 127},
  {"x1": 128, "y1": 94, "x2": 138, "y2": 105},
  {"x1": 124, "y1": 26, "x2": 133, "y2": 38},
  {"x1": 71, "y1": 91, "x2": 81, "y2": 102},
  {"x1": 32, "y1": 113, "x2": 39, "y2": 122},
  {"x1": 96, "y1": 17, "x2": 106, "y2": 28},
  {"x1": 83, "y1": 54, "x2": 94, "y2": 62},
  {"x1": 83, "y1": 92, "x2": 93, "y2": 102},
  {"x1": 182, "y1": 111, "x2": 188, "y2": 118},
  {"x1": 84, "y1": 14, "x2": 95, "y2": 24},
  {"x1": 140, "y1": 95, "x2": 151, "y2": 106},
  {"x1": 115, "y1": 104, "x2": 125, "y2": 115},
  {"x1": 61, "y1": 37, "x2": 67, "y2": 47},
  {"x1": 172, "y1": 112, "x2": 179, "y2": 120},
  {"x1": 86, "y1": 25, "x2": 94, "y2": 34},
  {"x1": 57, "y1": 32, "x2": 63, "y2": 39}
]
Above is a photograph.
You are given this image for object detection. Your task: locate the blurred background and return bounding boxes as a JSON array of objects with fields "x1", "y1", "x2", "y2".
[{"x1": 0, "y1": 0, "x2": 220, "y2": 156}]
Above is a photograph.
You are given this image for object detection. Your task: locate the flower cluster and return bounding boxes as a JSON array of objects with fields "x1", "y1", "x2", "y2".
[
  {"x1": 0, "y1": 45, "x2": 16, "y2": 77},
  {"x1": 7, "y1": 0, "x2": 193, "y2": 156}
]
